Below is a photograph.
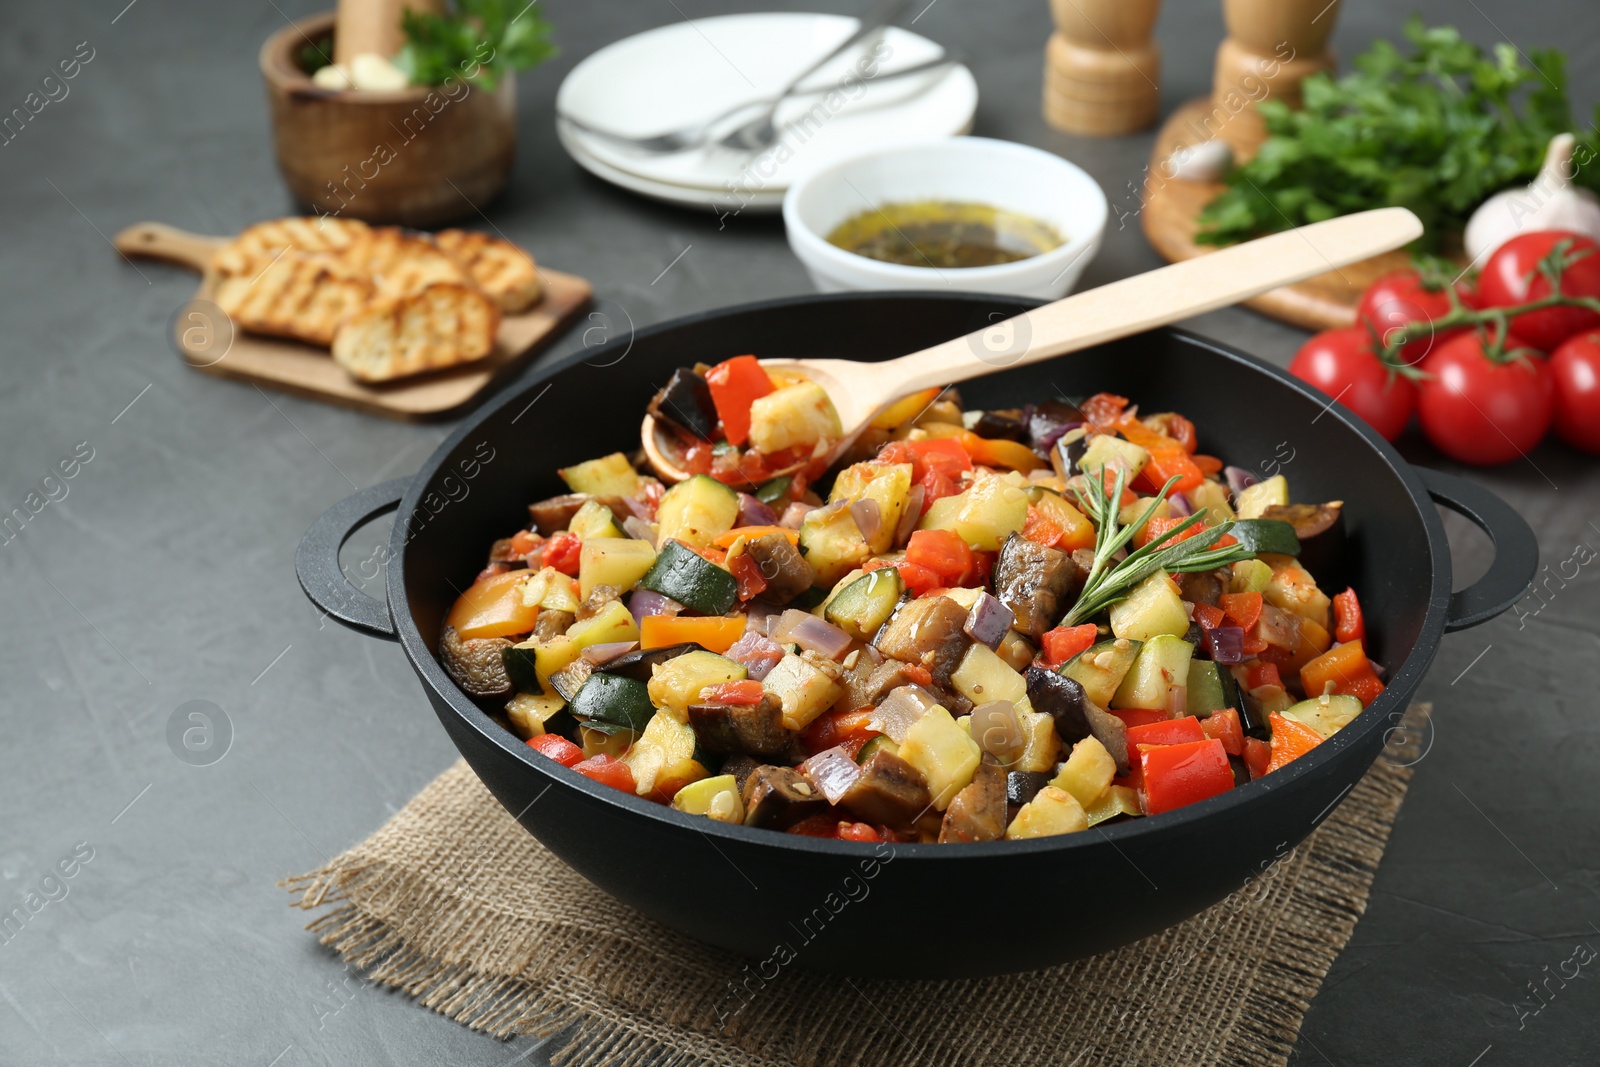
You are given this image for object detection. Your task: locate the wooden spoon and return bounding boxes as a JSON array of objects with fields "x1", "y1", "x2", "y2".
[{"x1": 642, "y1": 207, "x2": 1423, "y2": 484}]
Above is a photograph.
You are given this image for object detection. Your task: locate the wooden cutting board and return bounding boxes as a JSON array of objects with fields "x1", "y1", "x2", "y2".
[
  {"x1": 1140, "y1": 97, "x2": 1414, "y2": 332},
  {"x1": 114, "y1": 222, "x2": 592, "y2": 421}
]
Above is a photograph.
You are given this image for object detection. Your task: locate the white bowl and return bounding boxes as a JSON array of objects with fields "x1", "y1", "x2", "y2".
[{"x1": 782, "y1": 136, "x2": 1108, "y2": 299}]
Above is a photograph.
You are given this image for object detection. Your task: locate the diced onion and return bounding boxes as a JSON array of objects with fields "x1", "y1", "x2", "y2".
[
  {"x1": 799, "y1": 747, "x2": 863, "y2": 805},
  {"x1": 1224, "y1": 466, "x2": 1258, "y2": 497},
  {"x1": 869, "y1": 685, "x2": 939, "y2": 742},
  {"x1": 627, "y1": 589, "x2": 682, "y2": 627},
  {"x1": 737, "y1": 493, "x2": 778, "y2": 527},
  {"x1": 622, "y1": 515, "x2": 657, "y2": 542},
  {"x1": 1165, "y1": 684, "x2": 1188, "y2": 718},
  {"x1": 726, "y1": 629, "x2": 785, "y2": 681},
  {"x1": 1167, "y1": 492, "x2": 1192, "y2": 517},
  {"x1": 769, "y1": 609, "x2": 854, "y2": 660},
  {"x1": 896, "y1": 484, "x2": 925, "y2": 542},
  {"x1": 1205, "y1": 625, "x2": 1247, "y2": 664},
  {"x1": 582, "y1": 641, "x2": 639, "y2": 666},
  {"x1": 779, "y1": 501, "x2": 817, "y2": 529},
  {"x1": 1257, "y1": 604, "x2": 1302, "y2": 650},
  {"x1": 850, "y1": 498, "x2": 882, "y2": 545}
]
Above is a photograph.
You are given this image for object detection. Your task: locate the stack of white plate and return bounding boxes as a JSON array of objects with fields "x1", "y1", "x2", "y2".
[{"x1": 555, "y1": 13, "x2": 978, "y2": 213}]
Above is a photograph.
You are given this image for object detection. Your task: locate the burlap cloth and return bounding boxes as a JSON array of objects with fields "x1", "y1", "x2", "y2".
[{"x1": 286, "y1": 707, "x2": 1426, "y2": 1067}]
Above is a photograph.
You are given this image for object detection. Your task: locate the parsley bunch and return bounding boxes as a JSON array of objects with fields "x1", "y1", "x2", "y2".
[
  {"x1": 395, "y1": 0, "x2": 556, "y2": 91},
  {"x1": 1197, "y1": 19, "x2": 1600, "y2": 252}
]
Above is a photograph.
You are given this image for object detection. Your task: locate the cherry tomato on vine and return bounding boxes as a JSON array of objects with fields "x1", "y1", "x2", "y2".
[
  {"x1": 1356, "y1": 270, "x2": 1467, "y2": 366},
  {"x1": 1478, "y1": 231, "x2": 1600, "y2": 352},
  {"x1": 1549, "y1": 330, "x2": 1600, "y2": 454},
  {"x1": 1288, "y1": 327, "x2": 1417, "y2": 441},
  {"x1": 1417, "y1": 330, "x2": 1554, "y2": 466}
]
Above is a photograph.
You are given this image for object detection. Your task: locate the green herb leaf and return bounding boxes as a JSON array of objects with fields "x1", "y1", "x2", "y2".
[
  {"x1": 1196, "y1": 19, "x2": 1600, "y2": 252},
  {"x1": 395, "y1": 0, "x2": 556, "y2": 90}
]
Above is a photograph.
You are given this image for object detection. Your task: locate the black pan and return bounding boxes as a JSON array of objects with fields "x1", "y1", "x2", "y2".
[{"x1": 297, "y1": 293, "x2": 1535, "y2": 978}]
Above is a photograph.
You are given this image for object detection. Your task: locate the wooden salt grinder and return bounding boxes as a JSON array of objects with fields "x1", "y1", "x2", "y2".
[
  {"x1": 1210, "y1": 0, "x2": 1341, "y2": 153},
  {"x1": 1043, "y1": 0, "x2": 1163, "y2": 136}
]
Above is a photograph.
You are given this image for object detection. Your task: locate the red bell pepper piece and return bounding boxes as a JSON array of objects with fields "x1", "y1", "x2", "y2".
[
  {"x1": 1126, "y1": 715, "x2": 1207, "y2": 748},
  {"x1": 1132, "y1": 515, "x2": 1207, "y2": 550},
  {"x1": 905, "y1": 529, "x2": 977, "y2": 586},
  {"x1": 527, "y1": 733, "x2": 584, "y2": 767},
  {"x1": 1109, "y1": 708, "x2": 1167, "y2": 730},
  {"x1": 1190, "y1": 601, "x2": 1227, "y2": 632},
  {"x1": 509, "y1": 529, "x2": 542, "y2": 557},
  {"x1": 544, "y1": 532, "x2": 582, "y2": 576},
  {"x1": 1332, "y1": 587, "x2": 1367, "y2": 647},
  {"x1": 572, "y1": 754, "x2": 636, "y2": 793},
  {"x1": 1243, "y1": 737, "x2": 1271, "y2": 780},
  {"x1": 1040, "y1": 623, "x2": 1100, "y2": 668},
  {"x1": 1266, "y1": 713, "x2": 1324, "y2": 773},
  {"x1": 1218, "y1": 591, "x2": 1263, "y2": 632},
  {"x1": 704, "y1": 355, "x2": 775, "y2": 447},
  {"x1": 1300, "y1": 641, "x2": 1385, "y2": 707},
  {"x1": 1192, "y1": 453, "x2": 1223, "y2": 474},
  {"x1": 1139, "y1": 738, "x2": 1233, "y2": 815},
  {"x1": 701, "y1": 680, "x2": 766, "y2": 706}
]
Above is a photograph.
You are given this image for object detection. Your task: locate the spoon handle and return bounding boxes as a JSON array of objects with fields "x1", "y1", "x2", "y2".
[{"x1": 877, "y1": 207, "x2": 1423, "y2": 397}]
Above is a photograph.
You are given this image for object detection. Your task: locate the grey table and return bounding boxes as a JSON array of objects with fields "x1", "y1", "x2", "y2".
[{"x1": 3, "y1": 1, "x2": 1597, "y2": 1064}]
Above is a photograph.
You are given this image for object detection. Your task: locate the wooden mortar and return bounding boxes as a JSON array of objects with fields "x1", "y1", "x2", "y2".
[{"x1": 260, "y1": 11, "x2": 515, "y2": 228}]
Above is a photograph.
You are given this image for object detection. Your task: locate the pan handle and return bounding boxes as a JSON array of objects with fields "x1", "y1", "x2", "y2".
[
  {"x1": 296, "y1": 479, "x2": 410, "y2": 640},
  {"x1": 1416, "y1": 468, "x2": 1537, "y2": 633}
]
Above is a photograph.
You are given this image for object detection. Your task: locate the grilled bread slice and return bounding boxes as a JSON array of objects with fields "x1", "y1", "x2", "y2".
[
  {"x1": 434, "y1": 229, "x2": 543, "y2": 312},
  {"x1": 214, "y1": 251, "x2": 373, "y2": 347},
  {"x1": 331, "y1": 282, "x2": 500, "y2": 382},
  {"x1": 347, "y1": 227, "x2": 473, "y2": 298},
  {"x1": 212, "y1": 216, "x2": 371, "y2": 277}
]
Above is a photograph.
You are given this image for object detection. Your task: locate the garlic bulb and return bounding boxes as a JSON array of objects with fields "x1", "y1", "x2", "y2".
[
  {"x1": 1465, "y1": 133, "x2": 1600, "y2": 263},
  {"x1": 1164, "y1": 139, "x2": 1234, "y2": 183}
]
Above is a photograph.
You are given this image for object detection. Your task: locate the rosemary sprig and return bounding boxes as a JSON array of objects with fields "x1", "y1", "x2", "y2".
[{"x1": 1063, "y1": 467, "x2": 1254, "y2": 626}]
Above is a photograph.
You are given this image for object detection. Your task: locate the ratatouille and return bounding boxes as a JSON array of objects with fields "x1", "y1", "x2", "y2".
[{"x1": 440, "y1": 357, "x2": 1383, "y2": 844}]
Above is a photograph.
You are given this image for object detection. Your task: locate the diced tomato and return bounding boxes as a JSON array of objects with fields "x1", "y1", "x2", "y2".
[
  {"x1": 917, "y1": 467, "x2": 959, "y2": 511},
  {"x1": 1191, "y1": 602, "x2": 1227, "y2": 632},
  {"x1": 573, "y1": 754, "x2": 636, "y2": 793},
  {"x1": 509, "y1": 529, "x2": 542, "y2": 557},
  {"x1": 1200, "y1": 708, "x2": 1244, "y2": 756},
  {"x1": 701, "y1": 680, "x2": 766, "y2": 706},
  {"x1": 911, "y1": 437, "x2": 973, "y2": 478},
  {"x1": 1127, "y1": 715, "x2": 1207, "y2": 748},
  {"x1": 1040, "y1": 623, "x2": 1099, "y2": 668},
  {"x1": 1080, "y1": 392, "x2": 1129, "y2": 428},
  {"x1": 1266, "y1": 713, "x2": 1324, "y2": 773},
  {"x1": 1243, "y1": 737, "x2": 1272, "y2": 780},
  {"x1": 1092, "y1": 467, "x2": 1140, "y2": 507},
  {"x1": 1139, "y1": 738, "x2": 1233, "y2": 815},
  {"x1": 1218, "y1": 591, "x2": 1263, "y2": 631},
  {"x1": 1256, "y1": 644, "x2": 1296, "y2": 666},
  {"x1": 801, "y1": 708, "x2": 879, "y2": 755},
  {"x1": 704, "y1": 355, "x2": 775, "y2": 447},
  {"x1": 682, "y1": 442, "x2": 715, "y2": 476},
  {"x1": 895, "y1": 560, "x2": 944, "y2": 597},
  {"x1": 728, "y1": 550, "x2": 768, "y2": 601},
  {"x1": 1192, "y1": 454, "x2": 1223, "y2": 475},
  {"x1": 1132, "y1": 515, "x2": 1204, "y2": 550},
  {"x1": 1332, "y1": 587, "x2": 1367, "y2": 647},
  {"x1": 1116, "y1": 417, "x2": 1206, "y2": 494},
  {"x1": 1300, "y1": 641, "x2": 1385, "y2": 707},
  {"x1": 787, "y1": 813, "x2": 844, "y2": 837},
  {"x1": 1240, "y1": 631, "x2": 1270, "y2": 656},
  {"x1": 905, "y1": 529, "x2": 976, "y2": 585},
  {"x1": 1109, "y1": 707, "x2": 1167, "y2": 730},
  {"x1": 1244, "y1": 662, "x2": 1281, "y2": 691},
  {"x1": 1164, "y1": 414, "x2": 1199, "y2": 453},
  {"x1": 527, "y1": 733, "x2": 584, "y2": 767},
  {"x1": 544, "y1": 532, "x2": 582, "y2": 576},
  {"x1": 901, "y1": 662, "x2": 934, "y2": 689},
  {"x1": 836, "y1": 821, "x2": 883, "y2": 842},
  {"x1": 1022, "y1": 506, "x2": 1066, "y2": 550}
]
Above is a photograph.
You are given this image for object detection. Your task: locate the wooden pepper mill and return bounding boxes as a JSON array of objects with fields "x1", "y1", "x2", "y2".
[
  {"x1": 1042, "y1": 0, "x2": 1163, "y2": 137},
  {"x1": 1208, "y1": 0, "x2": 1341, "y2": 154},
  {"x1": 334, "y1": 0, "x2": 442, "y2": 65}
]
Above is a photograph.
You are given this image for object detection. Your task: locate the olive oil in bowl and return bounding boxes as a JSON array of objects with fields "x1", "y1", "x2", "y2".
[{"x1": 825, "y1": 200, "x2": 1064, "y2": 269}]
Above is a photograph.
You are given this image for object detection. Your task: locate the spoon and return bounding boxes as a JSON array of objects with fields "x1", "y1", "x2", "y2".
[{"x1": 642, "y1": 207, "x2": 1424, "y2": 485}]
